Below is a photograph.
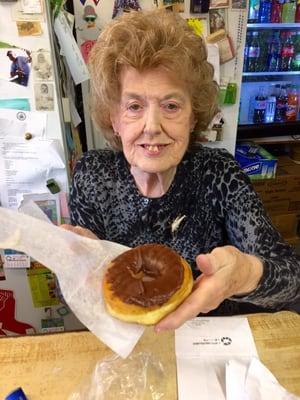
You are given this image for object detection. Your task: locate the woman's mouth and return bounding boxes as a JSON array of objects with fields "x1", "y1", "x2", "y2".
[{"x1": 140, "y1": 144, "x2": 169, "y2": 155}]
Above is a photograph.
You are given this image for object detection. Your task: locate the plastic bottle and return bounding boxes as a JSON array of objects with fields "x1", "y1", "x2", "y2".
[
  {"x1": 280, "y1": 31, "x2": 294, "y2": 71},
  {"x1": 218, "y1": 77, "x2": 229, "y2": 105},
  {"x1": 274, "y1": 85, "x2": 288, "y2": 122},
  {"x1": 249, "y1": 0, "x2": 260, "y2": 22},
  {"x1": 282, "y1": 0, "x2": 296, "y2": 22},
  {"x1": 256, "y1": 31, "x2": 271, "y2": 72},
  {"x1": 296, "y1": 0, "x2": 300, "y2": 21},
  {"x1": 243, "y1": 32, "x2": 251, "y2": 72},
  {"x1": 265, "y1": 95, "x2": 277, "y2": 123},
  {"x1": 247, "y1": 32, "x2": 260, "y2": 72},
  {"x1": 224, "y1": 80, "x2": 237, "y2": 104},
  {"x1": 271, "y1": 0, "x2": 283, "y2": 22},
  {"x1": 259, "y1": 0, "x2": 272, "y2": 22},
  {"x1": 286, "y1": 85, "x2": 299, "y2": 121},
  {"x1": 253, "y1": 87, "x2": 267, "y2": 124},
  {"x1": 292, "y1": 31, "x2": 300, "y2": 70},
  {"x1": 267, "y1": 31, "x2": 281, "y2": 71}
]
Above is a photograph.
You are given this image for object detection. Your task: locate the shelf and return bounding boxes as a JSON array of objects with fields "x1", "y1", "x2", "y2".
[
  {"x1": 238, "y1": 135, "x2": 300, "y2": 144},
  {"x1": 243, "y1": 71, "x2": 300, "y2": 77},
  {"x1": 237, "y1": 120, "x2": 300, "y2": 140},
  {"x1": 247, "y1": 23, "x2": 300, "y2": 29}
]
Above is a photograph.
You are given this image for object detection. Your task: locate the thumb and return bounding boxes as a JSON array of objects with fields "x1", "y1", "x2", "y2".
[{"x1": 196, "y1": 254, "x2": 215, "y2": 276}]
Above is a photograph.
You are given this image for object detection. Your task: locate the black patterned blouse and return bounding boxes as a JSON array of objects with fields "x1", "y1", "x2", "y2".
[{"x1": 69, "y1": 147, "x2": 300, "y2": 315}]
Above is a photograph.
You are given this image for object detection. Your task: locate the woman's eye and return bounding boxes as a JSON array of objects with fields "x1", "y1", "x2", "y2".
[
  {"x1": 128, "y1": 103, "x2": 142, "y2": 112},
  {"x1": 164, "y1": 103, "x2": 179, "y2": 111}
]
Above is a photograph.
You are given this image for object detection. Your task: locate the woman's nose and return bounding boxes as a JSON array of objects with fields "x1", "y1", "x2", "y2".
[{"x1": 143, "y1": 105, "x2": 162, "y2": 136}]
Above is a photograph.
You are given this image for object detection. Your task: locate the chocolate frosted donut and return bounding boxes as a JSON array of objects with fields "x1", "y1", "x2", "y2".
[{"x1": 103, "y1": 243, "x2": 193, "y2": 325}]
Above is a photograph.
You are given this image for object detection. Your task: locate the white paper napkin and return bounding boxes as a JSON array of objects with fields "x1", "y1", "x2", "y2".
[
  {"x1": 226, "y1": 357, "x2": 300, "y2": 400},
  {"x1": 0, "y1": 206, "x2": 145, "y2": 358},
  {"x1": 175, "y1": 317, "x2": 258, "y2": 400},
  {"x1": 175, "y1": 317, "x2": 300, "y2": 400}
]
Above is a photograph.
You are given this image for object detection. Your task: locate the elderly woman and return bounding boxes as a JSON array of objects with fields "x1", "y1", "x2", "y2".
[{"x1": 65, "y1": 9, "x2": 300, "y2": 331}]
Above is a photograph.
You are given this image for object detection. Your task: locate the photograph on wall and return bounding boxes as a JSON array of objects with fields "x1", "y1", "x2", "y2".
[
  {"x1": 32, "y1": 50, "x2": 53, "y2": 81},
  {"x1": 34, "y1": 82, "x2": 54, "y2": 111},
  {"x1": 112, "y1": 0, "x2": 142, "y2": 18},
  {"x1": 209, "y1": 8, "x2": 227, "y2": 34},
  {"x1": 21, "y1": 0, "x2": 43, "y2": 14},
  {"x1": 21, "y1": 192, "x2": 61, "y2": 225},
  {"x1": 0, "y1": 47, "x2": 32, "y2": 87},
  {"x1": 190, "y1": 0, "x2": 209, "y2": 14},
  {"x1": 231, "y1": 0, "x2": 247, "y2": 10},
  {"x1": 158, "y1": 0, "x2": 185, "y2": 13},
  {"x1": 16, "y1": 20, "x2": 43, "y2": 36},
  {"x1": 209, "y1": 0, "x2": 229, "y2": 8},
  {"x1": 11, "y1": 0, "x2": 44, "y2": 21}
]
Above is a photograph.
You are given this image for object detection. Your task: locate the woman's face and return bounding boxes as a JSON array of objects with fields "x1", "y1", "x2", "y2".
[{"x1": 111, "y1": 67, "x2": 195, "y2": 174}]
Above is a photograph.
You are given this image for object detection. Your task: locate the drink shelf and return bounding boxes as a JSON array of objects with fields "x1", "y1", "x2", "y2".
[
  {"x1": 238, "y1": 135, "x2": 300, "y2": 144},
  {"x1": 243, "y1": 71, "x2": 300, "y2": 77},
  {"x1": 237, "y1": 120, "x2": 300, "y2": 139},
  {"x1": 248, "y1": 23, "x2": 300, "y2": 29}
]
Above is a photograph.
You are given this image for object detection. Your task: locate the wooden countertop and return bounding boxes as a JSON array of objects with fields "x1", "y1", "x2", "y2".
[{"x1": 0, "y1": 311, "x2": 299, "y2": 399}]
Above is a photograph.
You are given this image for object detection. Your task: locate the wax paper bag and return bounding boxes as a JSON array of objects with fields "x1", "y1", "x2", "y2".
[{"x1": 0, "y1": 206, "x2": 145, "y2": 358}]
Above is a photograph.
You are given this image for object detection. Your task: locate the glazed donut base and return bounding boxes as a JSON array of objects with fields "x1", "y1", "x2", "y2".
[{"x1": 103, "y1": 258, "x2": 193, "y2": 325}]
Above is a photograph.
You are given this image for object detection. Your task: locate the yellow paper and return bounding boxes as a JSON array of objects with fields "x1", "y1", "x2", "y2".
[{"x1": 27, "y1": 265, "x2": 60, "y2": 307}]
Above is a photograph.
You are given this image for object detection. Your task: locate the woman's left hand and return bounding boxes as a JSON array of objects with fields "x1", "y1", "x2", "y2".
[
  {"x1": 60, "y1": 224, "x2": 99, "y2": 240},
  {"x1": 155, "y1": 245, "x2": 263, "y2": 332}
]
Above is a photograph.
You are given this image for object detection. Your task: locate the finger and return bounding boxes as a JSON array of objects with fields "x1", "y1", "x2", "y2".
[
  {"x1": 155, "y1": 282, "x2": 218, "y2": 332},
  {"x1": 196, "y1": 247, "x2": 236, "y2": 276},
  {"x1": 196, "y1": 254, "x2": 216, "y2": 275},
  {"x1": 60, "y1": 224, "x2": 99, "y2": 240}
]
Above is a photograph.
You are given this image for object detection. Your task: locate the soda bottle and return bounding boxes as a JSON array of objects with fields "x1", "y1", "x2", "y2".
[
  {"x1": 296, "y1": 0, "x2": 300, "y2": 21},
  {"x1": 259, "y1": 0, "x2": 272, "y2": 22},
  {"x1": 280, "y1": 31, "x2": 294, "y2": 71},
  {"x1": 265, "y1": 95, "x2": 277, "y2": 123},
  {"x1": 274, "y1": 85, "x2": 288, "y2": 122},
  {"x1": 267, "y1": 31, "x2": 281, "y2": 71},
  {"x1": 271, "y1": 0, "x2": 283, "y2": 22},
  {"x1": 282, "y1": 0, "x2": 296, "y2": 22},
  {"x1": 253, "y1": 87, "x2": 267, "y2": 124},
  {"x1": 286, "y1": 85, "x2": 299, "y2": 121},
  {"x1": 292, "y1": 31, "x2": 300, "y2": 70},
  {"x1": 249, "y1": 0, "x2": 260, "y2": 22},
  {"x1": 257, "y1": 31, "x2": 271, "y2": 72},
  {"x1": 247, "y1": 32, "x2": 260, "y2": 72},
  {"x1": 243, "y1": 32, "x2": 251, "y2": 72}
]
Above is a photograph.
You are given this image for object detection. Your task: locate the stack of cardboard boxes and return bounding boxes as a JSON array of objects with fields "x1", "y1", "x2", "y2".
[
  {"x1": 252, "y1": 156, "x2": 300, "y2": 246},
  {"x1": 235, "y1": 143, "x2": 300, "y2": 246}
]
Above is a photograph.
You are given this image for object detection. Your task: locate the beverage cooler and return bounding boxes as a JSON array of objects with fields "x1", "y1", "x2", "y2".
[{"x1": 238, "y1": 0, "x2": 300, "y2": 138}]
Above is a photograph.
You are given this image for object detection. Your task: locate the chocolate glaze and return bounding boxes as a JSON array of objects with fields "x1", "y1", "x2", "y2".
[{"x1": 106, "y1": 244, "x2": 184, "y2": 307}]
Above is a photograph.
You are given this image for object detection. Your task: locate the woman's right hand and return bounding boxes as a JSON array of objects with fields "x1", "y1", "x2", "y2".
[{"x1": 60, "y1": 224, "x2": 99, "y2": 240}]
